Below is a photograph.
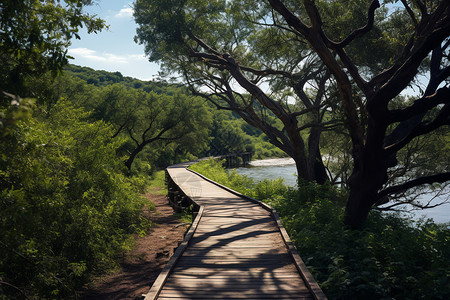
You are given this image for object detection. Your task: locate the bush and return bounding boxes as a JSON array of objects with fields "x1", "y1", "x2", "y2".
[
  {"x1": 268, "y1": 183, "x2": 450, "y2": 300},
  {"x1": 0, "y1": 101, "x2": 149, "y2": 298},
  {"x1": 190, "y1": 158, "x2": 255, "y2": 195}
]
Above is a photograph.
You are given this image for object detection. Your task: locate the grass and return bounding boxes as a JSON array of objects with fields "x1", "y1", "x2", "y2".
[{"x1": 147, "y1": 170, "x2": 167, "y2": 195}]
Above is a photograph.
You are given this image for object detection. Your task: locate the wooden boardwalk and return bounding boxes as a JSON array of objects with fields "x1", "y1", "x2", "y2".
[{"x1": 144, "y1": 162, "x2": 326, "y2": 300}]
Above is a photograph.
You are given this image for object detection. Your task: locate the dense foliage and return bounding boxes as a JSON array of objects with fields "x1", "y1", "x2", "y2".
[
  {"x1": 65, "y1": 64, "x2": 181, "y2": 93},
  {"x1": 64, "y1": 65, "x2": 285, "y2": 165},
  {"x1": 0, "y1": 100, "x2": 150, "y2": 298},
  {"x1": 190, "y1": 159, "x2": 450, "y2": 299},
  {"x1": 0, "y1": 0, "x2": 104, "y2": 101}
]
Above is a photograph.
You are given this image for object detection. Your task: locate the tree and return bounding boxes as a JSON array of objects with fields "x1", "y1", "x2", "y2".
[
  {"x1": 209, "y1": 118, "x2": 253, "y2": 155},
  {"x1": 0, "y1": 0, "x2": 105, "y2": 102},
  {"x1": 266, "y1": 0, "x2": 450, "y2": 228},
  {"x1": 134, "y1": 0, "x2": 349, "y2": 184},
  {"x1": 134, "y1": 0, "x2": 450, "y2": 227},
  {"x1": 92, "y1": 84, "x2": 212, "y2": 171}
]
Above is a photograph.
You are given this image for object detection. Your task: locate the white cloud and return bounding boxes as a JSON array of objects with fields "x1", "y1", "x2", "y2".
[
  {"x1": 68, "y1": 47, "x2": 146, "y2": 64},
  {"x1": 115, "y1": 7, "x2": 133, "y2": 18},
  {"x1": 67, "y1": 47, "x2": 158, "y2": 81},
  {"x1": 68, "y1": 47, "x2": 100, "y2": 60}
]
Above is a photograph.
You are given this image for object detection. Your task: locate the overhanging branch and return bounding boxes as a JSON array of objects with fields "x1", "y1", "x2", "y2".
[
  {"x1": 377, "y1": 172, "x2": 450, "y2": 200},
  {"x1": 385, "y1": 103, "x2": 450, "y2": 153},
  {"x1": 388, "y1": 87, "x2": 450, "y2": 123}
]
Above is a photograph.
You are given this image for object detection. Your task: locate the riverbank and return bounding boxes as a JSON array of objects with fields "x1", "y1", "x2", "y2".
[{"x1": 233, "y1": 158, "x2": 450, "y2": 224}]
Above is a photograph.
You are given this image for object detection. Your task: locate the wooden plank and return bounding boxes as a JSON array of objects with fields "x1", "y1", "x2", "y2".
[
  {"x1": 177, "y1": 253, "x2": 292, "y2": 262},
  {"x1": 163, "y1": 280, "x2": 307, "y2": 289},
  {"x1": 193, "y1": 229, "x2": 279, "y2": 236},
  {"x1": 195, "y1": 223, "x2": 276, "y2": 229},
  {"x1": 158, "y1": 290, "x2": 314, "y2": 299},
  {"x1": 158, "y1": 295, "x2": 314, "y2": 300},
  {"x1": 164, "y1": 276, "x2": 305, "y2": 283},
  {"x1": 162, "y1": 283, "x2": 307, "y2": 290},
  {"x1": 181, "y1": 248, "x2": 285, "y2": 256},
  {"x1": 189, "y1": 236, "x2": 283, "y2": 245},
  {"x1": 187, "y1": 241, "x2": 282, "y2": 248},
  {"x1": 173, "y1": 266, "x2": 296, "y2": 276},
  {"x1": 198, "y1": 217, "x2": 274, "y2": 224},
  {"x1": 169, "y1": 273, "x2": 303, "y2": 279}
]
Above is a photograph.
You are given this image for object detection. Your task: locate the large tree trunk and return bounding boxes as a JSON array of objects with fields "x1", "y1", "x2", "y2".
[
  {"x1": 291, "y1": 150, "x2": 328, "y2": 185},
  {"x1": 287, "y1": 120, "x2": 328, "y2": 184},
  {"x1": 344, "y1": 123, "x2": 389, "y2": 228},
  {"x1": 308, "y1": 127, "x2": 328, "y2": 184},
  {"x1": 344, "y1": 174, "x2": 380, "y2": 228}
]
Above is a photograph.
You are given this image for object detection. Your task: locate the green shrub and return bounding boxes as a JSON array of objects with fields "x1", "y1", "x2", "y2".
[
  {"x1": 190, "y1": 158, "x2": 255, "y2": 195},
  {"x1": 0, "y1": 101, "x2": 150, "y2": 298},
  {"x1": 253, "y1": 139, "x2": 286, "y2": 159},
  {"x1": 269, "y1": 183, "x2": 449, "y2": 300}
]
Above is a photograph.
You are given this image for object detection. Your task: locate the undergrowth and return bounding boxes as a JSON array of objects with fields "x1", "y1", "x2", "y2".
[
  {"x1": 190, "y1": 158, "x2": 450, "y2": 299},
  {"x1": 0, "y1": 102, "x2": 153, "y2": 299}
]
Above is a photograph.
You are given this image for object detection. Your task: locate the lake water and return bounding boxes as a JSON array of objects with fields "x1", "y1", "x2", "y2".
[{"x1": 233, "y1": 158, "x2": 450, "y2": 224}]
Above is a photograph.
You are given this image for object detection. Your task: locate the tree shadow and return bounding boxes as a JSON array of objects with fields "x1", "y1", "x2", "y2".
[{"x1": 158, "y1": 208, "x2": 311, "y2": 299}]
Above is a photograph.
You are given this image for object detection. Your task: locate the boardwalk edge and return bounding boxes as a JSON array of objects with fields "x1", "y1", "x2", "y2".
[{"x1": 143, "y1": 171, "x2": 204, "y2": 300}]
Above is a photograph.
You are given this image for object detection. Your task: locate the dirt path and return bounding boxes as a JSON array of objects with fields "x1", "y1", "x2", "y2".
[{"x1": 80, "y1": 192, "x2": 189, "y2": 300}]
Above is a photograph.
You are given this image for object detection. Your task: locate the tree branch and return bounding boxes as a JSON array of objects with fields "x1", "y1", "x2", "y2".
[
  {"x1": 376, "y1": 198, "x2": 447, "y2": 211},
  {"x1": 303, "y1": 0, "x2": 324, "y2": 30},
  {"x1": 368, "y1": 1, "x2": 450, "y2": 90},
  {"x1": 267, "y1": 0, "x2": 311, "y2": 37},
  {"x1": 240, "y1": 65, "x2": 292, "y2": 78},
  {"x1": 0, "y1": 281, "x2": 30, "y2": 300},
  {"x1": 111, "y1": 122, "x2": 127, "y2": 139},
  {"x1": 190, "y1": 50, "x2": 228, "y2": 66},
  {"x1": 335, "y1": 48, "x2": 370, "y2": 95},
  {"x1": 385, "y1": 103, "x2": 450, "y2": 153},
  {"x1": 415, "y1": 0, "x2": 428, "y2": 18},
  {"x1": 368, "y1": 11, "x2": 450, "y2": 112},
  {"x1": 377, "y1": 172, "x2": 450, "y2": 200},
  {"x1": 189, "y1": 33, "x2": 223, "y2": 57},
  {"x1": 388, "y1": 87, "x2": 450, "y2": 123},
  {"x1": 291, "y1": 104, "x2": 325, "y2": 117},
  {"x1": 127, "y1": 127, "x2": 139, "y2": 146},
  {"x1": 297, "y1": 119, "x2": 343, "y2": 132},
  {"x1": 400, "y1": 0, "x2": 418, "y2": 27},
  {"x1": 333, "y1": 0, "x2": 380, "y2": 48}
]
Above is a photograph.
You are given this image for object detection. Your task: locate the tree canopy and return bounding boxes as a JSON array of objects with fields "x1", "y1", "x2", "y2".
[
  {"x1": 134, "y1": 0, "x2": 450, "y2": 227},
  {"x1": 0, "y1": 0, "x2": 105, "y2": 101}
]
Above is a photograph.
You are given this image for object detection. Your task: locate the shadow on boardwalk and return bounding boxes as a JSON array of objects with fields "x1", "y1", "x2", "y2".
[{"x1": 147, "y1": 163, "x2": 325, "y2": 300}]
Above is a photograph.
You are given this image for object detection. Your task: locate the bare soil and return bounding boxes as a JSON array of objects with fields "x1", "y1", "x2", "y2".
[{"x1": 80, "y1": 191, "x2": 189, "y2": 300}]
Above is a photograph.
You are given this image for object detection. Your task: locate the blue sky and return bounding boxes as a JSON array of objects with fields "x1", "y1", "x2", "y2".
[{"x1": 68, "y1": 1, "x2": 159, "y2": 81}]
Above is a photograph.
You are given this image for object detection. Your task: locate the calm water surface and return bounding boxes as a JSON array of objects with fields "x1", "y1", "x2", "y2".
[{"x1": 233, "y1": 158, "x2": 450, "y2": 224}]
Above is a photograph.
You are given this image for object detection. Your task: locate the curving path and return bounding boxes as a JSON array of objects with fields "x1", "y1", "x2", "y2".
[{"x1": 144, "y1": 162, "x2": 327, "y2": 300}]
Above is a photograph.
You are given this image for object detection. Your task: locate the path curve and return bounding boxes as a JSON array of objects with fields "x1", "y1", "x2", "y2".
[{"x1": 144, "y1": 161, "x2": 327, "y2": 300}]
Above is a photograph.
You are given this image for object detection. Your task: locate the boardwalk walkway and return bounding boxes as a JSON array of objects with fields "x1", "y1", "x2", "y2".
[{"x1": 144, "y1": 162, "x2": 326, "y2": 300}]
